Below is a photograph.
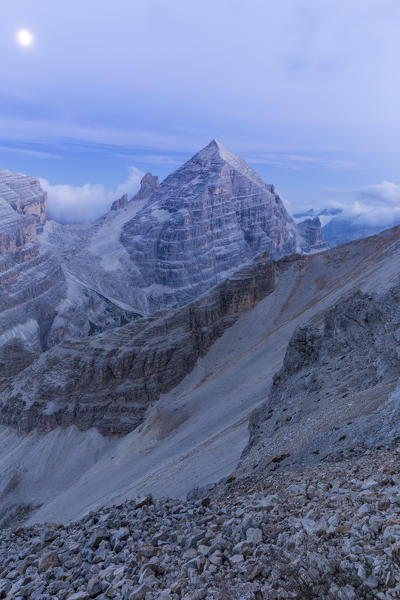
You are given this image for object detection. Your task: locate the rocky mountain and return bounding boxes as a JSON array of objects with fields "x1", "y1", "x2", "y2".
[
  {"x1": 131, "y1": 172, "x2": 159, "y2": 201},
  {"x1": 111, "y1": 173, "x2": 159, "y2": 211},
  {"x1": 120, "y1": 139, "x2": 320, "y2": 310},
  {"x1": 0, "y1": 225, "x2": 399, "y2": 527},
  {"x1": 242, "y1": 281, "x2": 400, "y2": 476},
  {"x1": 4, "y1": 155, "x2": 400, "y2": 599},
  {"x1": 296, "y1": 216, "x2": 326, "y2": 251},
  {"x1": 0, "y1": 142, "x2": 323, "y2": 366},
  {"x1": 0, "y1": 255, "x2": 276, "y2": 435},
  {"x1": 0, "y1": 170, "x2": 66, "y2": 356},
  {"x1": 294, "y1": 206, "x2": 341, "y2": 224}
]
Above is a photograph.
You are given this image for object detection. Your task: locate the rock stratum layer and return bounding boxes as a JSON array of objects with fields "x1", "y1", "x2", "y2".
[
  {"x1": 0, "y1": 255, "x2": 276, "y2": 435},
  {"x1": 0, "y1": 170, "x2": 46, "y2": 235},
  {"x1": 0, "y1": 171, "x2": 151, "y2": 358},
  {"x1": 0, "y1": 171, "x2": 68, "y2": 354},
  {"x1": 1, "y1": 226, "x2": 400, "y2": 440}
]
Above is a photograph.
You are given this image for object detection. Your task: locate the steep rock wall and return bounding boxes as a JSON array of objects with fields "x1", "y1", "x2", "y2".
[
  {"x1": 0, "y1": 254, "x2": 278, "y2": 435},
  {"x1": 242, "y1": 284, "x2": 400, "y2": 474},
  {"x1": 121, "y1": 140, "x2": 314, "y2": 311}
]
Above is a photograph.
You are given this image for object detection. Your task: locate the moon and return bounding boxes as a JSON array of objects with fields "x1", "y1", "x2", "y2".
[{"x1": 17, "y1": 29, "x2": 34, "y2": 47}]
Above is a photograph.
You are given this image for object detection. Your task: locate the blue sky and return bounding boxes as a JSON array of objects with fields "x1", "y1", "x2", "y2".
[{"x1": 2, "y1": 0, "x2": 400, "y2": 221}]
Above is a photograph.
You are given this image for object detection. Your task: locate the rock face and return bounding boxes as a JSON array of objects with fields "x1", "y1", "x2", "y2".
[
  {"x1": 0, "y1": 200, "x2": 36, "y2": 256},
  {"x1": 111, "y1": 193, "x2": 129, "y2": 211},
  {"x1": 0, "y1": 254, "x2": 276, "y2": 435},
  {"x1": 0, "y1": 173, "x2": 142, "y2": 362},
  {"x1": 0, "y1": 339, "x2": 38, "y2": 378},
  {"x1": 0, "y1": 240, "x2": 66, "y2": 354},
  {"x1": 297, "y1": 216, "x2": 326, "y2": 251},
  {"x1": 242, "y1": 281, "x2": 400, "y2": 475},
  {"x1": 131, "y1": 172, "x2": 159, "y2": 201},
  {"x1": 0, "y1": 170, "x2": 46, "y2": 255},
  {"x1": 110, "y1": 171, "x2": 159, "y2": 211},
  {"x1": 0, "y1": 170, "x2": 47, "y2": 225},
  {"x1": 120, "y1": 140, "x2": 314, "y2": 310},
  {"x1": 0, "y1": 171, "x2": 67, "y2": 356}
]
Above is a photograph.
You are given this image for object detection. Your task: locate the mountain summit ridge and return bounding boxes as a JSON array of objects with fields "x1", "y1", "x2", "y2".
[{"x1": 169, "y1": 138, "x2": 271, "y2": 189}]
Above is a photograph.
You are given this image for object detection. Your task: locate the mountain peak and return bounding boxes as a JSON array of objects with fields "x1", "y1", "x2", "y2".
[
  {"x1": 193, "y1": 139, "x2": 264, "y2": 186},
  {"x1": 196, "y1": 138, "x2": 227, "y2": 159},
  {"x1": 208, "y1": 138, "x2": 224, "y2": 151}
]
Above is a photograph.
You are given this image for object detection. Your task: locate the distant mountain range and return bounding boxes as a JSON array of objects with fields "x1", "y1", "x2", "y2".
[{"x1": 294, "y1": 205, "x2": 400, "y2": 247}]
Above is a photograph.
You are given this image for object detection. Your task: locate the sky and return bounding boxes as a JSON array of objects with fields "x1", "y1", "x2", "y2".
[{"x1": 2, "y1": 0, "x2": 400, "y2": 222}]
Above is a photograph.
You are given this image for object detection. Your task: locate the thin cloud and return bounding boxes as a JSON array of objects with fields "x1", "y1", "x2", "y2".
[
  {"x1": 0, "y1": 116, "x2": 208, "y2": 154},
  {"x1": 112, "y1": 152, "x2": 184, "y2": 168},
  {"x1": 245, "y1": 153, "x2": 360, "y2": 171},
  {"x1": 0, "y1": 144, "x2": 62, "y2": 160}
]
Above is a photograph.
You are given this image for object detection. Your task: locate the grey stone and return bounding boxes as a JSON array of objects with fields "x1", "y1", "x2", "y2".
[
  {"x1": 87, "y1": 575, "x2": 102, "y2": 597},
  {"x1": 129, "y1": 584, "x2": 152, "y2": 600},
  {"x1": 38, "y1": 551, "x2": 60, "y2": 572},
  {"x1": 89, "y1": 528, "x2": 109, "y2": 549},
  {"x1": 246, "y1": 528, "x2": 262, "y2": 544}
]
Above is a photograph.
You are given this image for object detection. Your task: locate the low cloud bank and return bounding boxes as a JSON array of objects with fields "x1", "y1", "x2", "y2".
[
  {"x1": 41, "y1": 166, "x2": 143, "y2": 224},
  {"x1": 321, "y1": 181, "x2": 400, "y2": 228}
]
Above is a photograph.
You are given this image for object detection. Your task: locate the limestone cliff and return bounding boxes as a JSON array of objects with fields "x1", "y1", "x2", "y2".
[
  {"x1": 0, "y1": 173, "x2": 139, "y2": 358},
  {"x1": 111, "y1": 193, "x2": 128, "y2": 211},
  {"x1": 0, "y1": 170, "x2": 47, "y2": 255},
  {"x1": 121, "y1": 140, "x2": 313, "y2": 311},
  {"x1": 0, "y1": 170, "x2": 47, "y2": 226},
  {"x1": 0, "y1": 253, "x2": 277, "y2": 435},
  {"x1": 131, "y1": 172, "x2": 159, "y2": 201},
  {"x1": 0, "y1": 172, "x2": 66, "y2": 354}
]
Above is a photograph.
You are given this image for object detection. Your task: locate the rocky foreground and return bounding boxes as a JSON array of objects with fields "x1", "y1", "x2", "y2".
[{"x1": 2, "y1": 449, "x2": 400, "y2": 599}]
